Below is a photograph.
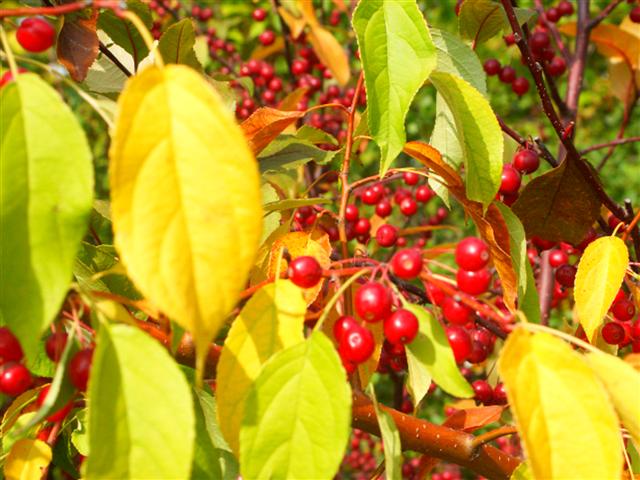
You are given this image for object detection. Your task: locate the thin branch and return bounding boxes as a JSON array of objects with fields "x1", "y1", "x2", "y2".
[
  {"x1": 0, "y1": 0, "x2": 120, "y2": 18},
  {"x1": 471, "y1": 426, "x2": 519, "y2": 451},
  {"x1": 538, "y1": 250, "x2": 554, "y2": 326},
  {"x1": 99, "y1": 42, "x2": 132, "y2": 76},
  {"x1": 597, "y1": 94, "x2": 638, "y2": 170},
  {"x1": 581, "y1": 136, "x2": 640, "y2": 155},
  {"x1": 588, "y1": 0, "x2": 624, "y2": 29},
  {"x1": 564, "y1": 0, "x2": 590, "y2": 123},
  {"x1": 497, "y1": 115, "x2": 557, "y2": 167}
]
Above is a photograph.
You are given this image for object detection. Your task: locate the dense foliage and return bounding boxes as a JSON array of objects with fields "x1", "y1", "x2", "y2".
[{"x1": 0, "y1": 1, "x2": 639, "y2": 479}]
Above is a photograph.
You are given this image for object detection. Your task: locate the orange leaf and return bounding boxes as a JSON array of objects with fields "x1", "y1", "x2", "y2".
[
  {"x1": 278, "y1": 6, "x2": 307, "y2": 38},
  {"x1": 278, "y1": 87, "x2": 309, "y2": 111},
  {"x1": 250, "y1": 36, "x2": 286, "y2": 60},
  {"x1": 240, "y1": 107, "x2": 305, "y2": 154},
  {"x1": 404, "y1": 141, "x2": 517, "y2": 311},
  {"x1": 443, "y1": 405, "x2": 505, "y2": 432},
  {"x1": 56, "y1": 9, "x2": 99, "y2": 82},
  {"x1": 308, "y1": 26, "x2": 351, "y2": 86}
]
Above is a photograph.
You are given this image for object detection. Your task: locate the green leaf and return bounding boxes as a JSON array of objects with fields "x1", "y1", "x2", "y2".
[
  {"x1": 510, "y1": 461, "x2": 533, "y2": 480},
  {"x1": 459, "y1": 0, "x2": 536, "y2": 46},
  {"x1": 352, "y1": 0, "x2": 437, "y2": 175},
  {"x1": 240, "y1": 331, "x2": 351, "y2": 479},
  {"x1": 368, "y1": 385, "x2": 402, "y2": 480},
  {"x1": 85, "y1": 323, "x2": 195, "y2": 479},
  {"x1": 264, "y1": 197, "x2": 330, "y2": 214},
  {"x1": 157, "y1": 19, "x2": 202, "y2": 70},
  {"x1": 431, "y1": 28, "x2": 486, "y2": 94},
  {"x1": 430, "y1": 72, "x2": 503, "y2": 208},
  {"x1": 258, "y1": 135, "x2": 337, "y2": 174},
  {"x1": 0, "y1": 74, "x2": 94, "y2": 362},
  {"x1": 71, "y1": 409, "x2": 89, "y2": 456},
  {"x1": 296, "y1": 125, "x2": 339, "y2": 146},
  {"x1": 404, "y1": 304, "x2": 473, "y2": 398},
  {"x1": 97, "y1": 0, "x2": 151, "y2": 68}
]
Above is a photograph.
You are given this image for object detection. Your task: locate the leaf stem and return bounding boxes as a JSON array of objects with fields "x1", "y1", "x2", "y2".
[{"x1": 0, "y1": 0, "x2": 120, "y2": 18}]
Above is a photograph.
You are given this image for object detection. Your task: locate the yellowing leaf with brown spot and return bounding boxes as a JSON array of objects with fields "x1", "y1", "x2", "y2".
[
  {"x1": 109, "y1": 65, "x2": 262, "y2": 358},
  {"x1": 498, "y1": 328, "x2": 622, "y2": 480},
  {"x1": 574, "y1": 236, "x2": 629, "y2": 341},
  {"x1": 216, "y1": 280, "x2": 306, "y2": 455},
  {"x1": 4, "y1": 439, "x2": 52, "y2": 480},
  {"x1": 584, "y1": 350, "x2": 640, "y2": 444}
]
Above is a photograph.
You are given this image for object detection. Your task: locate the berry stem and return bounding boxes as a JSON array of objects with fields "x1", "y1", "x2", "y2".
[
  {"x1": 537, "y1": 250, "x2": 554, "y2": 326},
  {"x1": 0, "y1": 0, "x2": 120, "y2": 18},
  {"x1": 0, "y1": 25, "x2": 18, "y2": 78},
  {"x1": 314, "y1": 268, "x2": 368, "y2": 333},
  {"x1": 581, "y1": 136, "x2": 640, "y2": 155}
]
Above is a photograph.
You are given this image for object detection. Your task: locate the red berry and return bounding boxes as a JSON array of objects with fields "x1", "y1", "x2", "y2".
[
  {"x1": 0, "y1": 68, "x2": 27, "y2": 88},
  {"x1": 252, "y1": 8, "x2": 267, "y2": 21},
  {"x1": 354, "y1": 218, "x2": 371, "y2": 236},
  {"x1": 345, "y1": 204, "x2": 359, "y2": 222},
  {"x1": 499, "y1": 66, "x2": 516, "y2": 84},
  {"x1": 403, "y1": 171, "x2": 420, "y2": 186},
  {"x1": 45, "y1": 331, "x2": 68, "y2": 362},
  {"x1": 547, "y1": 56, "x2": 567, "y2": 76},
  {"x1": 611, "y1": 299, "x2": 636, "y2": 321},
  {"x1": 442, "y1": 297, "x2": 472, "y2": 325},
  {"x1": 394, "y1": 188, "x2": 411, "y2": 205},
  {"x1": 362, "y1": 187, "x2": 381, "y2": 205},
  {"x1": 555, "y1": 264, "x2": 577, "y2": 288},
  {"x1": 375, "y1": 199, "x2": 392, "y2": 217},
  {"x1": 602, "y1": 321, "x2": 627, "y2": 345},
  {"x1": 546, "y1": 7, "x2": 561, "y2": 22},
  {"x1": 512, "y1": 77, "x2": 530, "y2": 96},
  {"x1": 472, "y1": 380, "x2": 494, "y2": 404},
  {"x1": 558, "y1": 1, "x2": 574, "y2": 16},
  {"x1": 631, "y1": 6, "x2": 640, "y2": 23},
  {"x1": 483, "y1": 59, "x2": 501, "y2": 76},
  {"x1": 530, "y1": 31, "x2": 550, "y2": 53},
  {"x1": 258, "y1": 30, "x2": 275, "y2": 46},
  {"x1": 355, "y1": 282, "x2": 392, "y2": 322},
  {"x1": 376, "y1": 224, "x2": 398, "y2": 247},
  {"x1": 288, "y1": 256, "x2": 323, "y2": 288},
  {"x1": 549, "y1": 249, "x2": 568, "y2": 268},
  {"x1": 333, "y1": 315, "x2": 358, "y2": 343},
  {"x1": 0, "y1": 362, "x2": 32, "y2": 396},
  {"x1": 16, "y1": 17, "x2": 56, "y2": 53},
  {"x1": 504, "y1": 33, "x2": 516, "y2": 46},
  {"x1": 415, "y1": 185, "x2": 434, "y2": 203},
  {"x1": 0, "y1": 327, "x2": 24, "y2": 363},
  {"x1": 339, "y1": 325, "x2": 375, "y2": 364},
  {"x1": 390, "y1": 248, "x2": 423, "y2": 280},
  {"x1": 493, "y1": 383, "x2": 508, "y2": 404},
  {"x1": 291, "y1": 58, "x2": 310, "y2": 75},
  {"x1": 446, "y1": 326, "x2": 472, "y2": 363},
  {"x1": 37, "y1": 427, "x2": 52, "y2": 442},
  {"x1": 455, "y1": 237, "x2": 489, "y2": 271},
  {"x1": 632, "y1": 321, "x2": 640, "y2": 340},
  {"x1": 468, "y1": 338, "x2": 490, "y2": 364},
  {"x1": 456, "y1": 269, "x2": 491, "y2": 295},
  {"x1": 499, "y1": 164, "x2": 521, "y2": 195},
  {"x1": 426, "y1": 283, "x2": 445, "y2": 306},
  {"x1": 513, "y1": 149, "x2": 540, "y2": 174},
  {"x1": 37, "y1": 385, "x2": 73, "y2": 423},
  {"x1": 399, "y1": 197, "x2": 418, "y2": 216},
  {"x1": 384, "y1": 309, "x2": 419, "y2": 345},
  {"x1": 69, "y1": 349, "x2": 93, "y2": 392}
]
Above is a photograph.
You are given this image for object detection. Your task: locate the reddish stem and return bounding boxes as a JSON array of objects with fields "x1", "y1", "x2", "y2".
[{"x1": 0, "y1": 0, "x2": 120, "y2": 18}]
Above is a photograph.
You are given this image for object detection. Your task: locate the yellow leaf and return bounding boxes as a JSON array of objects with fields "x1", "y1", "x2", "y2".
[
  {"x1": 4, "y1": 439, "x2": 52, "y2": 480},
  {"x1": 574, "y1": 235, "x2": 629, "y2": 341},
  {"x1": 216, "y1": 280, "x2": 306, "y2": 455},
  {"x1": 308, "y1": 26, "x2": 351, "y2": 86},
  {"x1": 109, "y1": 65, "x2": 263, "y2": 360},
  {"x1": 498, "y1": 328, "x2": 622, "y2": 479},
  {"x1": 584, "y1": 350, "x2": 640, "y2": 445},
  {"x1": 277, "y1": 6, "x2": 307, "y2": 38},
  {"x1": 560, "y1": 22, "x2": 639, "y2": 69}
]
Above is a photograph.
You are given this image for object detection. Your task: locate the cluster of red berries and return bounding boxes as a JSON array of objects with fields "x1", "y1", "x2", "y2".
[
  {"x1": 602, "y1": 290, "x2": 640, "y2": 350},
  {"x1": 541, "y1": 0, "x2": 575, "y2": 23},
  {"x1": 483, "y1": 58, "x2": 531, "y2": 97},
  {"x1": 15, "y1": 17, "x2": 55, "y2": 53},
  {"x1": 471, "y1": 380, "x2": 508, "y2": 405},
  {"x1": 338, "y1": 429, "x2": 380, "y2": 479}
]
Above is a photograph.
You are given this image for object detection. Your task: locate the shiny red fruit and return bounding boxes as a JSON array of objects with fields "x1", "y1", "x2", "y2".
[
  {"x1": 375, "y1": 199, "x2": 392, "y2": 217},
  {"x1": 384, "y1": 309, "x2": 419, "y2": 345},
  {"x1": 252, "y1": 8, "x2": 267, "y2": 21},
  {"x1": 376, "y1": 224, "x2": 398, "y2": 247},
  {"x1": 499, "y1": 66, "x2": 516, "y2": 84},
  {"x1": 602, "y1": 321, "x2": 627, "y2": 345},
  {"x1": 0, "y1": 362, "x2": 32, "y2": 396},
  {"x1": 483, "y1": 58, "x2": 501, "y2": 76},
  {"x1": 512, "y1": 77, "x2": 530, "y2": 96},
  {"x1": 558, "y1": 1, "x2": 574, "y2": 16},
  {"x1": 354, "y1": 218, "x2": 371, "y2": 236},
  {"x1": 258, "y1": 30, "x2": 276, "y2": 46},
  {"x1": 362, "y1": 187, "x2": 382, "y2": 205},
  {"x1": 530, "y1": 30, "x2": 550, "y2": 53},
  {"x1": 403, "y1": 171, "x2": 420, "y2": 186},
  {"x1": 548, "y1": 249, "x2": 568, "y2": 268},
  {"x1": 611, "y1": 299, "x2": 636, "y2": 321},
  {"x1": 472, "y1": 380, "x2": 493, "y2": 404},
  {"x1": 399, "y1": 197, "x2": 418, "y2": 216},
  {"x1": 45, "y1": 331, "x2": 68, "y2": 362},
  {"x1": 16, "y1": 17, "x2": 56, "y2": 53},
  {"x1": 415, "y1": 185, "x2": 434, "y2": 203},
  {"x1": 0, "y1": 327, "x2": 24, "y2": 363},
  {"x1": 288, "y1": 256, "x2": 323, "y2": 288},
  {"x1": 455, "y1": 237, "x2": 489, "y2": 271},
  {"x1": 333, "y1": 315, "x2": 358, "y2": 343},
  {"x1": 355, "y1": 282, "x2": 392, "y2": 322},
  {"x1": 37, "y1": 385, "x2": 73, "y2": 423},
  {"x1": 499, "y1": 164, "x2": 521, "y2": 195},
  {"x1": 390, "y1": 248, "x2": 423, "y2": 279},
  {"x1": 456, "y1": 269, "x2": 491, "y2": 295},
  {"x1": 345, "y1": 204, "x2": 359, "y2": 222},
  {"x1": 69, "y1": 349, "x2": 93, "y2": 392},
  {"x1": 548, "y1": 56, "x2": 567, "y2": 76},
  {"x1": 513, "y1": 149, "x2": 540, "y2": 174},
  {"x1": 442, "y1": 297, "x2": 472, "y2": 325},
  {"x1": 493, "y1": 383, "x2": 508, "y2": 404},
  {"x1": 555, "y1": 264, "x2": 577, "y2": 287},
  {"x1": 338, "y1": 325, "x2": 375, "y2": 364},
  {"x1": 0, "y1": 68, "x2": 28, "y2": 87},
  {"x1": 426, "y1": 283, "x2": 445, "y2": 306},
  {"x1": 446, "y1": 326, "x2": 472, "y2": 363},
  {"x1": 546, "y1": 7, "x2": 561, "y2": 22}
]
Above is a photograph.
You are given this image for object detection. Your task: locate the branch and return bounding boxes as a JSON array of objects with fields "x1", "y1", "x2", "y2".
[
  {"x1": 597, "y1": 93, "x2": 638, "y2": 170},
  {"x1": 581, "y1": 136, "x2": 640, "y2": 155},
  {"x1": 588, "y1": 0, "x2": 624, "y2": 29},
  {"x1": 352, "y1": 391, "x2": 520, "y2": 480},
  {"x1": 497, "y1": 115, "x2": 558, "y2": 167},
  {"x1": 538, "y1": 250, "x2": 554, "y2": 326},
  {"x1": 0, "y1": 0, "x2": 120, "y2": 18},
  {"x1": 564, "y1": 0, "x2": 590, "y2": 122},
  {"x1": 99, "y1": 42, "x2": 132, "y2": 77}
]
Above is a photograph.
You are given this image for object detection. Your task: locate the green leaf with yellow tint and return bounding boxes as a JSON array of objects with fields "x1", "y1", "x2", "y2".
[
  {"x1": 352, "y1": 0, "x2": 436, "y2": 175},
  {"x1": 584, "y1": 350, "x2": 640, "y2": 445},
  {"x1": 109, "y1": 65, "x2": 263, "y2": 365},
  {"x1": 574, "y1": 236, "x2": 629, "y2": 341},
  {"x1": 498, "y1": 328, "x2": 622, "y2": 480},
  {"x1": 369, "y1": 385, "x2": 402, "y2": 480},
  {"x1": 4, "y1": 439, "x2": 52, "y2": 480},
  {"x1": 216, "y1": 280, "x2": 306, "y2": 455}
]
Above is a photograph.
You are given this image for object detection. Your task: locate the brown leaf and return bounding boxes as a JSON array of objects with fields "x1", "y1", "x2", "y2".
[
  {"x1": 56, "y1": 9, "x2": 99, "y2": 82},
  {"x1": 404, "y1": 141, "x2": 518, "y2": 311},
  {"x1": 308, "y1": 26, "x2": 351, "y2": 86},
  {"x1": 512, "y1": 158, "x2": 601, "y2": 244},
  {"x1": 240, "y1": 107, "x2": 305, "y2": 154},
  {"x1": 443, "y1": 405, "x2": 505, "y2": 432}
]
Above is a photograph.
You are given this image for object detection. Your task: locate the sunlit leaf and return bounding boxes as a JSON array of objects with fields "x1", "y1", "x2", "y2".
[
  {"x1": 369, "y1": 386, "x2": 402, "y2": 480},
  {"x1": 97, "y1": 0, "x2": 152, "y2": 68},
  {"x1": 308, "y1": 26, "x2": 351, "y2": 86},
  {"x1": 575, "y1": 236, "x2": 629, "y2": 341},
  {"x1": 4, "y1": 439, "x2": 52, "y2": 480},
  {"x1": 459, "y1": 0, "x2": 535, "y2": 46},
  {"x1": 157, "y1": 19, "x2": 202, "y2": 70},
  {"x1": 498, "y1": 328, "x2": 622, "y2": 479},
  {"x1": 241, "y1": 107, "x2": 306, "y2": 154}
]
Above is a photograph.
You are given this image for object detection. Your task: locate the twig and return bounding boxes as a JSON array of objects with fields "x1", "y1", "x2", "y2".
[
  {"x1": 588, "y1": 0, "x2": 624, "y2": 29},
  {"x1": 564, "y1": 0, "x2": 590, "y2": 124},
  {"x1": 99, "y1": 42, "x2": 132, "y2": 77},
  {"x1": 581, "y1": 136, "x2": 640, "y2": 155},
  {"x1": 497, "y1": 115, "x2": 557, "y2": 167},
  {"x1": 471, "y1": 426, "x2": 519, "y2": 451},
  {"x1": 537, "y1": 250, "x2": 554, "y2": 326},
  {"x1": 597, "y1": 93, "x2": 638, "y2": 170},
  {"x1": 0, "y1": 0, "x2": 120, "y2": 18}
]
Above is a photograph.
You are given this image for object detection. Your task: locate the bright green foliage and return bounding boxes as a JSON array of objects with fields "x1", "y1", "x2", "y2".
[
  {"x1": 157, "y1": 19, "x2": 202, "y2": 70},
  {"x1": 240, "y1": 331, "x2": 351, "y2": 480},
  {"x1": 404, "y1": 304, "x2": 473, "y2": 398},
  {"x1": 352, "y1": 0, "x2": 436, "y2": 175},
  {"x1": 85, "y1": 323, "x2": 195, "y2": 479},
  {"x1": 0, "y1": 74, "x2": 93, "y2": 362},
  {"x1": 458, "y1": 0, "x2": 535, "y2": 45},
  {"x1": 369, "y1": 386, "x2": 402, "y2": 480},
  {"x1": 97, "y1": 0, "x2": 152, "y2": 68}
]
